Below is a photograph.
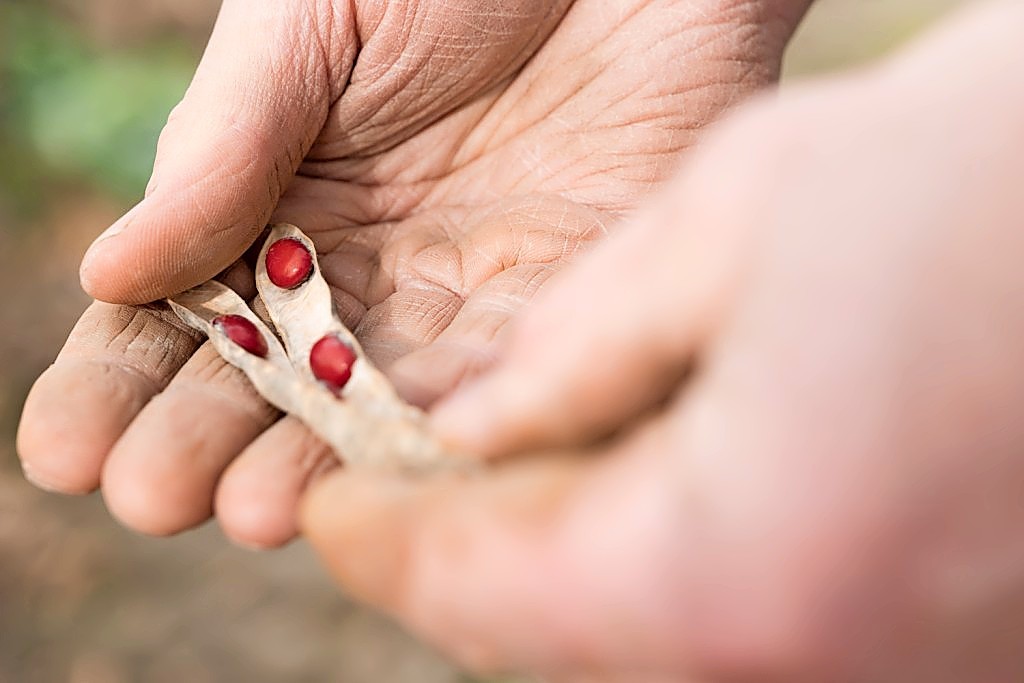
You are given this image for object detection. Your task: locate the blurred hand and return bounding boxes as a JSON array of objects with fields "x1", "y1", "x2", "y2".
[
  {"x1": 304, "y1": 3, "x2": 1024, "y2": 680},
  {"x1": 17, "y1": 0, "x2": 805, "y2": 546}
]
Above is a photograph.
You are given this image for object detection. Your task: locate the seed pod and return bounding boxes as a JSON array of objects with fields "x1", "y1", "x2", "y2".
[
  {"x1": 254, "y1": 225, "x2": 405, "y2": 412},
  {"x1": 265, "y1": 237, "x2": 314, "y2": 289},
  {"x1": 212, "y1": 314, "x2": 268, "y2": 358},
  {"x1": 168, "y1": 225, "x2": 468, "y2": 474},
  {"x1": 167, "y1": 282, "x2": 300, "y2": 418}
]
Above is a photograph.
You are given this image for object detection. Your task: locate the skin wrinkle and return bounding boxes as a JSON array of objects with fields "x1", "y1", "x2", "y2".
[
  {"x1": 382, "y1": 228, "x2": 593, "y2": 378},
  {"x1": 314, "y1": 1, "x2": 573, "y2": 160},
  {"x1": 94, "y1": 307, "x2": 200, "y2": 378},
  {"x1": 448, "y1": 1, "x2": 707, "y2": 159},
  {"x1": 344, "y1": 195, "x2": 605, "y2": 366},
  {"x1": 512, "y1": 226, "x2": 584, "y2": 270},
  {"x1": 131, "y1": 317, "x2": 189, "y2": 378},
  {"x1": 473, "y1": 267, "x2": 556, "y2": 319},
  {"x1": 138, "y1": 347, "x2": 281, "y2": 433},
  {"x1": 276, "y1": 176, "x2": 399, "y2": 230},
  {"x1": 413, "y1": 10, "x2": 771, "y2": 213},
  {"x1": 91, "y1": 307, "x2": 150, "y2": 354},
  {"x1": 297, "y1": 447, "x2": 338, "y2": 492},
  {"x1": 410, "y1": 237, "x2": 468, "y2": 299},
  {"x1": 167, "y1": 377, "x2": 279, "y2": 427},
  {"x1": 303, "y1": 0, "x2": 353, "y2": 104},
  {"x1": 331, "y1": 288, "x2": 370, "y2": 331},
  {"x1": 270, "y1": 157, "x2": 285, "y2": 208},
  {"x1": 296, "y1": 13, "x2": 733, "y2": 224},
  {"x1": 304, "y1": 77, "x2": 510, "y2": 188},
  {"x1": 407, "y1": 209, "x2": 479, "y2": 292},
  {"x1": 185, "y1": 345, "x2": 245, "y2": 385},
  {"x1": 180, "y1": 121, "x2": 262, "y2": 234},
  {"x1": 315, "y1": 249, "x2": 385, "y2": 309},
  {"x1": 80, "y1": 359, "x2": 164, "y2": 401},
  {"x1": 446, "y1": 40, "x2": 607, "y2": 168},
  {"x1": 516, "y1": 263, "x2": 560, "y2": 300},
  {"x1": 52, "y1": 307, "x2": 196, "y2": 410},
  {"x1": 417, "y1": 292, "x2": 465, "y2": 345}
]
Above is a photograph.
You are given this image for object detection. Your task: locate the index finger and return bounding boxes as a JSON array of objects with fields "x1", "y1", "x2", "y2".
[{"x1": 17, "y1": 301, "x2": 202, "y2": 492}]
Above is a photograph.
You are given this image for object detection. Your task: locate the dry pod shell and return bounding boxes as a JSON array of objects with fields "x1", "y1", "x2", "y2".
[{"x1": 168, "y1": 224, "x2": 467, "y2": 474}]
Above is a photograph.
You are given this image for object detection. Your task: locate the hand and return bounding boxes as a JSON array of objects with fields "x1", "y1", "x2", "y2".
[
  {"x1": 304, "y1": 3, "x2": 1024, "y2": 679},
  {"x1": 17, "y1": 0, "x2": 805, "y2": 547}
]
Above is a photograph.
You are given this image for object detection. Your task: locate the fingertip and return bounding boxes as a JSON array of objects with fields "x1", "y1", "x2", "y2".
[
  {"x1": 217, "y1": 501, "x2": 297, "y2": 551},
  {"x1": 100, "y1": 396, "x2": 274, "y2": 538},
  {"x1": 18, "y1": 458, "x2": 97, "y2": 495},
  {"x1": 300, "y1": 470, "x2": 416, "y2": 608},
  {"x1": 101, "y1": 471, "x2": 191, "y2": 538},
  {"x1": 79, "y1": 200, "x2": 158, "y2": 304},
  {"x1": 301, "y1": 469, "x2": 413, "y2": 541},
  {"x1": 16, "y1": 362, "x2": 149, "y2": 495},
  {"x1": 214, "y1": 417, "x2": 337, "y2": 550},
  {"x1": 216, "y1": 472, "x2": 303, "y2": 551},
  {"x1": 216, "y1": 475, "x2": 299, "y2": 549},
  {"x1": 80, "y1": 242, "x2": 163, "y2": 305},
  {"x1": 429, "y1": 371, "x2": 551, "y2": 459},
  {"x1": 79, "y1": 245, "x2": 126, "y2": 304},
  {"x1": 429, "y1": 377, "x2": 524, "y2": 458},
  {"x1": 79, "y1": 200, "x2": 258, "y2": 305},
  {"x1": 299, "y1": 468, "x2": 347, "y2": 537},
  {"x1": 16, "y1": 431, "x2": 99, "y2": 495},
  {"x1": 101, "y1": 433, "x2": 216, "y2": 537}
]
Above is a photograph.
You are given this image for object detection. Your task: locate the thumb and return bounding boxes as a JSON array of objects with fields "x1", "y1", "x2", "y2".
[
  {"x1": 430, "y1": 125, "x2": 767, "y2": 458},
  {"x1": 80, "y1": 0, "x2": 353, "y2": 304},
  {"x1": 300, "y1": 430, "x2": 690, "y2": 675}
]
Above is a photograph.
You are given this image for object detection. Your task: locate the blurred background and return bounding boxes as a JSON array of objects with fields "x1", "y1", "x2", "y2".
[{"x1": 0, "y1": 1, "x2": 970, "y2": 681}]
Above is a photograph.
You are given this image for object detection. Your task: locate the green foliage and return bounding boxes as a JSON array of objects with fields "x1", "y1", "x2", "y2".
[{"x1": 0, "y1": 3, "x2": 195, "y2": 216}]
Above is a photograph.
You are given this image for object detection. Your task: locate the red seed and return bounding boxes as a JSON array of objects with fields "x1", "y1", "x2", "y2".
[
  {"x1": 266, "y1": 238, "x2": 314, "y2": 289},
  {"x1": 310, "y1": 335, "x2": 357, "y2": 394},
  {"x1": 213, "y1": 315, "x2": 268, "y2": 358}
]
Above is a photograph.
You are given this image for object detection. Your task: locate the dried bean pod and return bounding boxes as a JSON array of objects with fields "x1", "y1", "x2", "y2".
[
  {"x1": 168, "y1": 228, "x2": 466, "y2": 474},
  {"x1": 167, "y1": 282, "x2": 302, "y2": 412},
  {"x1": 254, "y1": 224, "x2": 454, "y2": 470}
]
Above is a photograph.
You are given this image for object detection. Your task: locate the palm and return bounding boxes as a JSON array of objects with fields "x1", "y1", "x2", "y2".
[{"x1": 19, "y1": 0, "x2": 788, "y2": 546}]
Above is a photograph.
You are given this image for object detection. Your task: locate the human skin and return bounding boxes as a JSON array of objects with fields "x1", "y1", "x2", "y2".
[
  {"x1": 17, "y1": 0, "x2": 810, "y2": 547},
  {"x1": 302, "y1": 2, "x2": 1024, "y2": 680}
]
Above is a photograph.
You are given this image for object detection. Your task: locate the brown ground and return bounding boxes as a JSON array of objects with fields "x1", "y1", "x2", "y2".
[{"x1": 0, "y1": 1, "x2": 969, "y2": 681}]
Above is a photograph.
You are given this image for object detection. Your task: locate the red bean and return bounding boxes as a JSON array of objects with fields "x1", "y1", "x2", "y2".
[
  {"x1": 266, "y1": 238, "x2": 314, "y2": 289},
  {"x1": 310, "y1": 335, "x2": 357, "y2": 394},
  {"x1": 213, "y1": 315, "x2": 268, "y2": 358}
]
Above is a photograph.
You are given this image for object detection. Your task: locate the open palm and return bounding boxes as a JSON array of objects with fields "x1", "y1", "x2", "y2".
[{"x1": 18, "y1": 0, "x2": 801, "y2": 547}]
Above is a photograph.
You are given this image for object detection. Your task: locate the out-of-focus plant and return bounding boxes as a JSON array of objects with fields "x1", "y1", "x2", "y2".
[{"x1": 0, "y1": 2, "x2": 195, "y2": 219}]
